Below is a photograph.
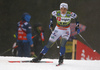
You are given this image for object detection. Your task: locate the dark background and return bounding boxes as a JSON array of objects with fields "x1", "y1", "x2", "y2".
[{"x1": 0, "y1": 0, "x2": 100, "y2": 58}]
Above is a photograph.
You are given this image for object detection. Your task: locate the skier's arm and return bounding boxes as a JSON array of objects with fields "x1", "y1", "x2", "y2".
[
  {"x1": 71, "y1": 12, "x2": 80, "y2": 33},
  {"x1": 73, "y1": 13, "x2": 80, "y2": 34},
  {"x1": 49, "y1": 15, "x2": 53, "y2": 30},
  {"x1": 49, "y1": 11, "x2": 57, "y2": 30},
  {"x1": 75, "y1": 17, "x2": 79, "y2": 27},
  {"x1": 75, "y1": 17, "x2": 80, "y2": 33}
]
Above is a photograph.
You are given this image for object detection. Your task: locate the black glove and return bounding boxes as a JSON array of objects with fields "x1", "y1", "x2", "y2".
[
  {"x1": 75, "y1": 26, "x2": 79, "y2": 31},
  {"x1": 75, "y1": 26, "x2": 80, "y2": 34}
]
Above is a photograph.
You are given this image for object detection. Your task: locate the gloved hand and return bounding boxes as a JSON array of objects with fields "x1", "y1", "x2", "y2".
[{"x1": 75, "y1": 26, "x2": 80, "y2": 34}]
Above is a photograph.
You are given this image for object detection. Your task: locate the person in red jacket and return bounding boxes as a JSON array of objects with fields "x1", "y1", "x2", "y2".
[
  {"x1": 32, "y1": 23, "x2": 45, "y2": 56},
  {"x1": 16, "y1": 13, "x2": 33, "y2": 57}
]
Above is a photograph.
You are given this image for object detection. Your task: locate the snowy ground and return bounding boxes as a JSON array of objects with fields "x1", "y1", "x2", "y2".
[{"x1": 0, "y1": 56, "x2": 100, "y2": 70}]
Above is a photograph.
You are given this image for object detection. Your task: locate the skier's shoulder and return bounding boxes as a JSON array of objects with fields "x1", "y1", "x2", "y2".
[
  {"x1": 51, "y1": 10, "x2": 57, "y2": 15},
  {"x1": 68, "y1": 11, "x2": 77, "y2": 19},
  {"x1": 51, "y1": 10, "x2": 60, "y2": 16}
]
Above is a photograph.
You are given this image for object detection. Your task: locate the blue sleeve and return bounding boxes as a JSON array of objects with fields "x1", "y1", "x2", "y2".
[
  {"x1": 50, "y1": 15, "x2": 54, "y2": 24},
  {"x1": 26, "y1": 23, "x2": 33, "y2": 45},
  {"x1": 27, "y1": 33, "x2": 33, "y2": 45}
]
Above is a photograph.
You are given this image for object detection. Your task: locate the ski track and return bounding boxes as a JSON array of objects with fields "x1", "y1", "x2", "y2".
[{"x1": 0, "y1": 56, "x2": 100, "y2": 70}]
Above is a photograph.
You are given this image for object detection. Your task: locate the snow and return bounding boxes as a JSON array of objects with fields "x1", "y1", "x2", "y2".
[{"x1": 0, "y1": 56, "x2": 100, "y2": 70}]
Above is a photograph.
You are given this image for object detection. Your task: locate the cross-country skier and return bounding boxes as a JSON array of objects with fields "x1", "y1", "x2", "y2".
[{"x1": 32, "y1": 3, "x2": 80, "y2": 64}]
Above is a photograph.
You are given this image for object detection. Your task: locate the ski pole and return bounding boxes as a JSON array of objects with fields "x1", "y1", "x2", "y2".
[
  {"x1": 78, "y1": 33, "x2": 96, "y2": 52},
  {"x1": 56, "y1": 41, "x2": 59, "y2": 48},
  {"x1": 0, "y1": 42, "x2": 18, "y2": 56},
  {"x1": 50, "y1": 29, "x2": 59, "y2": 48},
  {"x1": 0, "y1": 48, "x2": 12, "y2": 56}
]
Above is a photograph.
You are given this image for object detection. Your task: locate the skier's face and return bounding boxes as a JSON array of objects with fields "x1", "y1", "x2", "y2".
[{"x1": 60, "y1": 8, "x2": 67, "y2": 14}]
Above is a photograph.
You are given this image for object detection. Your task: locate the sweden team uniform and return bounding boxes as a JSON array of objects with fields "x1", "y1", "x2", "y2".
[{"x1": 49, "y1": 10, "x2": 77, "y2": 42}]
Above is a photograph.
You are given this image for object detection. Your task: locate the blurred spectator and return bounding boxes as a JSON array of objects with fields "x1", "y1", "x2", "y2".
[
  {"x1": 32, "y1": 23, "x2": 45, "y2": 56},
  {"x1": 16, "y1": 13, "x2": 33, "y2": 57}
]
